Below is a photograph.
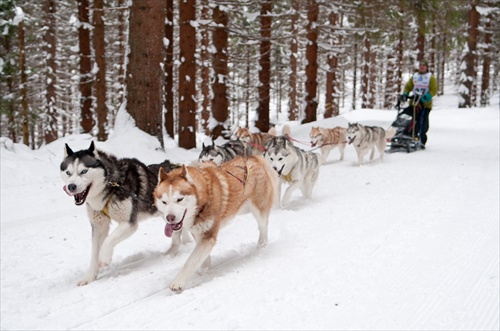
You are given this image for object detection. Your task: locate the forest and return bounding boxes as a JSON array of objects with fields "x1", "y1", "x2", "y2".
[{"x1": 1, "y1": 0, "x2": 499, "y2": 150}]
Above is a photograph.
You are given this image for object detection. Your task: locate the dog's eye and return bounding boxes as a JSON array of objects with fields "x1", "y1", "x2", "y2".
[
  {"x1": 81, "y1": 169, "x2": 88, "y2": 174},
  {"x1": 278, "y1": 157, "x2": 283, "y2": 161},
  {"x1": 177, "y1": 197, "x2": 184, "y2": 203},
  {"x1": 66, "y1": 171, "x2": 71, "y2": 176},
  {"x1": 161, "y1": 200, "x2": 167, "y2": 205}
]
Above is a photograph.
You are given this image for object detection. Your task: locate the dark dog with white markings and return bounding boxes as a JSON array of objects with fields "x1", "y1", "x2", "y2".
[
  {"x1": 60, "y1": 141, "x2": 172, "y2": 286},
  {"x1": 198, "y1": 140, "x2": 252, "y2": 165}
]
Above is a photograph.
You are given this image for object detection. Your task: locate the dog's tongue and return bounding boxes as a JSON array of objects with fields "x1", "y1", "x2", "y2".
[{"x1": 164, "y1": 223, "x2": 174, "y2": 237}]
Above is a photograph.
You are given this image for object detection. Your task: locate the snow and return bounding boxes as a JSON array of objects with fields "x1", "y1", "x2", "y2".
[{"x1": 1, "y1": 93, "x2": 499, "y2": 330}]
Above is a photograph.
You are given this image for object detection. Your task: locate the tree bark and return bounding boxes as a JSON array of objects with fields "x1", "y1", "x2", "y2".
[
  {"x1": 211, "y1": 4, "x2": 228, "y2": 139},
  {"x1": 459, "y1": 0, "x2": 479, "y2": 108},
  {"x1": 126, "y1": 0, "x2": 166, "y2": 147},
  {"x1": 256, "y1": 1, "x2": 272, "y2": 132},
  {"x1": 177, "y1": 0, "x2": 197, "y2": 148},
  {"x1": 18, "y1": 18, "x2": 29, "y2": 145},
  {"x1": 164, "y1": 0, "x2": 174, "y2": 139},
  {"x1": 288, "y1": 0, "x2": 299, "y2": 121},
  {"x1": 480, "y1": 14, "x2": 491, "y2": 106},
  {"x1": 93, "y1": 0, "x2": 107, "y2": 141},
  {"x1": 302, "y1": 0, "x2": 318, "y2": 124},
  {"x1": 43, "y1": 0, "x2": 58, "y2": 144},
  {"x1": 361, "y1": 34, "x2": 370, "y2": 109},
  {"x1": 77, "y1": 0, "x2": 94, "y2": 134},
  {"x1": 200, "y1": 0, "x2": 211, "y2": 136},
  {"x1": 325, "y1": 11, "x2": 339, "y2": 118}
]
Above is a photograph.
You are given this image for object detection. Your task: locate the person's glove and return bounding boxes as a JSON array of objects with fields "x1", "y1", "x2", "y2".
[
  {"x1": 400, "y1": 92, "x2": 409, "y2": 102},
  {"x1": 421, "y1": 93, "x2": 432, "y2": 103}
]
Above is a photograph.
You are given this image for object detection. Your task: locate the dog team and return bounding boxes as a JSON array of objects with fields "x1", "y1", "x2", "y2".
[{"x1": 61, "y1": 120, "x2": 395, "y2": 291}]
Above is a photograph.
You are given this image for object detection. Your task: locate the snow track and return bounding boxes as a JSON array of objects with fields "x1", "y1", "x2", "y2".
[{"x1": 1, "y1": 99, "x2": 498, "y2": 330}]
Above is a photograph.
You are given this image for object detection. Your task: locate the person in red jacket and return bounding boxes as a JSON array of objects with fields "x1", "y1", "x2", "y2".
[{"x1": 401, "y1": 59, "x2": 438, "y2": 148}]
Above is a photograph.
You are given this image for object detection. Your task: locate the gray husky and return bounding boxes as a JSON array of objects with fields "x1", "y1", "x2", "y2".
[
  {"x1": 198, "y1": 140, "x2": 252, "y2": 165},
  {"x1": 264, "y1": 133, "x2": 322, "y2": 207},
  {"x1": 60, "y1": 141, "x2": 172, "y2": 286},
  {"x1": 346, "y1": 123, "x2": 396, "y2": 166}
]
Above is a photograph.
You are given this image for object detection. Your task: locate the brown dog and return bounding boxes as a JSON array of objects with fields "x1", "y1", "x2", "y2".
[
  {"x1": 154, "y1": 155, "x2": 279, "y2": 291},
  {"x1": 233, "y1": 127, "x2": 276, "y2": 155},
  {"x1": 309, "y1": 126, "x2": 347, "y2": 162}
]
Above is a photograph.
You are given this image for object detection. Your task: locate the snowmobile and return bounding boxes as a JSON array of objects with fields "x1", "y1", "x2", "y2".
[{"x1": 386, "y1": 92, "x2": 426, "y2": 153}]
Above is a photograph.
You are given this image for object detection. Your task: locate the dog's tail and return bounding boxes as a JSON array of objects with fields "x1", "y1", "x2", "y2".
[{"x1": 385, "y1": 126, "x2": 397, "y2": 140}]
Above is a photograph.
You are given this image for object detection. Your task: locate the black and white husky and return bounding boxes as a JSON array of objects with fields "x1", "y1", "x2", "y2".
[
  {"x1": 264, "y1": 132, "x2": 322, "y2": 207},
  {"x1": 60, "y1": 141, "x2": 172, "y2": 286},
  {"x1": 198, "y1": 140, "x2": 252, "y2": 165},
  {"x1": 346, "y1": 123, "x2": 396, "y2": 166}
]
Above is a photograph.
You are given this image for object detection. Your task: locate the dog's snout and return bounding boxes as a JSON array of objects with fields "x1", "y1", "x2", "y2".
[
  {"x1": 68, "y1": 183, "x2": 77, "y2": 192},
  {"x1": 166, "y1": 214, "x2": 176, "y2": 223}
]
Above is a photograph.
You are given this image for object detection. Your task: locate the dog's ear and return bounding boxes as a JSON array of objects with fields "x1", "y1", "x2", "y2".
[
  {"x1": 180, "y1": 165, "x2": 188, "y2": 179},
  {"x1": 64, "y1": 144, "x2": 74, "y2": 157},
  {"x1": 180, "y1": 165, "x2": 194, "y2": 183},
  {"x1": 158, "y1": 167, "x2": 169, "y2": 183}
]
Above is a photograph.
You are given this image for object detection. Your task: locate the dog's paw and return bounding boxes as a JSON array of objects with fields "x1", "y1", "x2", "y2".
[
  {"x1": 77, "y1": 274, "x2": 96, "y2": 286},
  {"x1": 98, "y1": 250, "x2": 113, "y2": 267},
  {"x1": 165, "y1": 246, "x2": 179, "y2": 257},
  {"x1": 169, "y1": 281, "x2": 185, "y2": 292},
  {"x1": 257, "y1": 239, "x2": 268, "y2": 248}
]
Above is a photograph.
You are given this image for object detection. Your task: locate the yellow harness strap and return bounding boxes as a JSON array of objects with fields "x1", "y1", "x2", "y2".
[{"x1": 101, "y1": 192, "x2": 114, "y2": 218}]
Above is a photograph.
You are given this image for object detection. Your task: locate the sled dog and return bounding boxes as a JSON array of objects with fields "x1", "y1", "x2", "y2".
[
  {"x1": 346, "y1": 123, "x2": 396, "y2": 165},
  {"x1": 234, "y1": 127, "x2": 276, "y2": 155},
  {"x1": 154, "y1": 155, "x2": 279, "y2": 292},
  {"x1": 198, "y1": 140, "x2": 252, "y2": 166},
  {"x1": 60, "y1": 141, "x2": 172, "y2": 286},
  {"x1": 309, "y1": 126, "x2": 347, "y2": 161},
  {"x1": 264, "y1": 133, "x2": 322, "y2": 207}
]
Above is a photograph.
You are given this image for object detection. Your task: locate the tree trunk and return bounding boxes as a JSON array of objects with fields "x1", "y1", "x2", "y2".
[
  {"x1": 302, "y1": 0, "x2": 318, "y2": 124},
  {"x1": 256, "y1": 1, "x2": 272, "y2": 132},
  {"x1": 211, "y1": 4, "x2": 228, "y2": 139},
  {"x1": 480, "y1": 15, "x2": 491, "y2": 106},
  {"x1": 126, "y1": 0, "x2": 166, "y2": 147},
  {"x1": 352, "y1": 39, "x2": 358, "y2": 110},
  {"x1": 288, "y1": 0, "x2": 299, "y2": 121},
  {"x1": 384, "y1": 52, "x2": 395, "y2": 109},
  {"x1": 396, "y1": 3, "x2": 404, "y2": 93},
  {"x1": 361, "y1": 34, "x2": 370, "y2": 109},
  {"x1": 325, "y1": 11, "x2": 339, "y2": 118},
  {"x1": 177, "y1": 0, "x2": 197, "y2": 148},
  {"x1": 164, "y1": 0, "x2": 174, "y2": 139},
  {"x1": 459, "y1": 0, "x2": 479, "y2": 108},
  {"x1": 43, "y1": 0, "x2": 58, "y2": 144},
  {"x1": 77, "y1": 0, "x2": 94, "y2": 134},
  {"x1": 416, "y1": 7, "x2": 425, "y2": 61},
  {"x1": 93, "y1": 0, "x2": 107, "y2": 141},
  {"x1": 200, "y1": 0, "x2": 211, "y2": 136},
  {"x1": 19, "y1": 18, "x2": 29, "y2": 145}
]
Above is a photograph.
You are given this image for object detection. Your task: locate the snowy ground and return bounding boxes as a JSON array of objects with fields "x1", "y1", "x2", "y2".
[{"x1": 1, "y1": 93, "x2": 499, "y2": 330}]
